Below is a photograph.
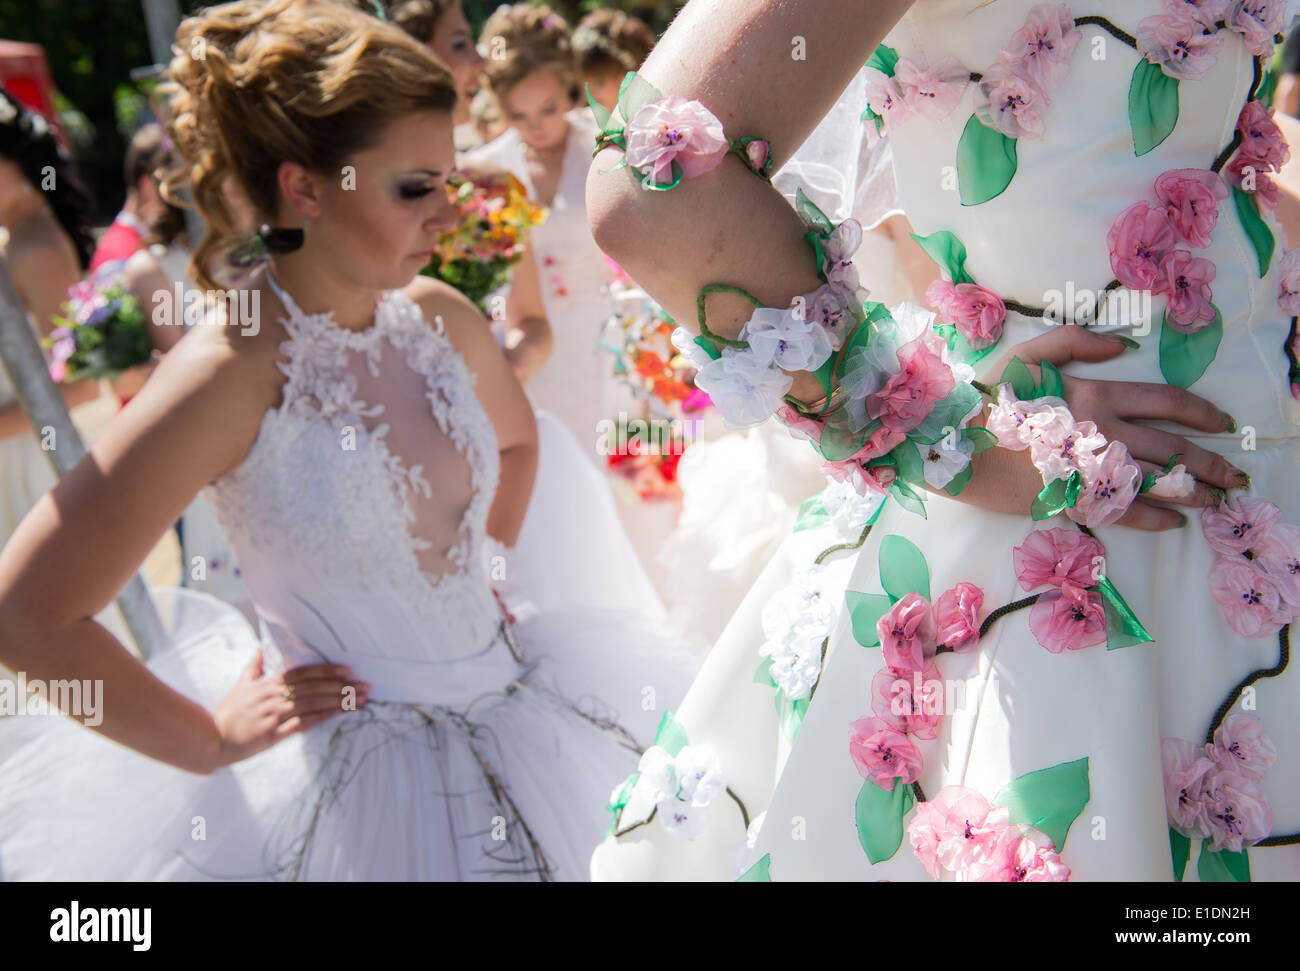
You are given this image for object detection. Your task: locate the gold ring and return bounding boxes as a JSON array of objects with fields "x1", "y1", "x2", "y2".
[{"x1": 283, "y1": 686, "x2": 295, "y2": 700}]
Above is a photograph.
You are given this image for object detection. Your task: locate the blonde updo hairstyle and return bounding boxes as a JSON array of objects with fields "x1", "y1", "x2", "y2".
[
  {"x1": 573, "y1": 9, "x2": 656, "y2": 75},
  {"x1": 158, "y1": 0, "x2": 457, "y2": 290},
  {"x1": 480, "y1": 3, "x2": 579, "y2": 109},
  {"x1": 349, "y1": 0, "x2": 456, "y2": 44}
]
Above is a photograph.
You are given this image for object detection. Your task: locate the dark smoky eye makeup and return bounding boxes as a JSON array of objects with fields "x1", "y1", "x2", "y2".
[{"x1": 397, "y1": 176, "x2": 441, "y2": 200}]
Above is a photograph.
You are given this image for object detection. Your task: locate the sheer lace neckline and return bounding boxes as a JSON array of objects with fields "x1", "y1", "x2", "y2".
[{"x1": 264, "y1": 269, "x2": 394, "y2": 343}]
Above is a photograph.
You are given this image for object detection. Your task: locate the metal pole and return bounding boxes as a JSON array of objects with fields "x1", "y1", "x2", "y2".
[{"x1": 0, "y1": 257, "x2": 165, "y2": 659}]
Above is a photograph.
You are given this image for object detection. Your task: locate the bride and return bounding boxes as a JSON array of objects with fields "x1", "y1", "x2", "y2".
[
  {"x1": 0, "y1": 0, "x2": 693, "y2": 881},
  {"x1": 587, "y1": 0, "x2": 1300, "y2": 880}
]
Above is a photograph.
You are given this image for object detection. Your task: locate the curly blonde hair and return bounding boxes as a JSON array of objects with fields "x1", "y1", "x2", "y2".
[
  {"x1": 480, "y1": 3, "x2": 578, "y2": 106},
  {"x1": 157, "y1": 0, "x2": 456, "y2": 290},
  {"x1": 573, "y1": 9, "x2": 656, "y2": 75},
  {"x1": 345, "y1": 0, "x2": 456, "y2": 44}
]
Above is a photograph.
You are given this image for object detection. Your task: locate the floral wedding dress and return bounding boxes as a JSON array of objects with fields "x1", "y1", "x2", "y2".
[
  {"x1": 591, "y1": 0, "x2": 1300, "y2": 881},
  {"x1": 0, "y1": 271, "x2": 696, "y2": 881}
]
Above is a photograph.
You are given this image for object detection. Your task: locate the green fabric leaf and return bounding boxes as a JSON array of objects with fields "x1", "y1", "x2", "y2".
[
  {"x1": 846, "y1": 590, "x2": 893, "y2": 648},
  {"x1": 944, "y1": 462, "x2": 974, "y2": 497},
  {"x1": 652, "y1": 710, "x2": 688, "y2": 757},
  {"x1": 775, "y1": 691, "x2": 808, "y2": 744},
  {"x1": 1197, "y1": 844, "x2": 1251, "y2": 882},
  {"x1": 1038, "y1": 360, "x2": 1065, "y2": 399},
  {"x1": 889, "y1": 479, "x2": 928, "y2": 519},
  {"x1": 795, "y1": 186, "x2": 834, "y2": 236},
  {"x1": 1129, "y1": 58, "x2": 1180, "y2": 156},
  {"x1": 878, "y1": 534, "x2": 930, "y2": 603},
  {"x1": 1095, "y1": 576, "x2": 1155, "y2": 650},
  {"x1": 737, "y1": 853, "x2": 772, "y2": 882},
  {"x1": 910, "y1": 382, "x2": 982, "y2": 444},
  {"x1": 865, "y1": 44, "x2": 899, "y2": 78},
  {"x1": 1031, "y1": 475, "x2": 1071, "y2": 520},
  {"x1": 892, "y1": 440, "x2": 927, "y2": 492},
  {"x1": 586, "y1": 83, "x2": 613, "y2": 132},
  {"x1": 1258, "y1": 69, "x2": 1276, "y2": 107},
  {"x1": 999, "y1": 356, "x2": 1037, "y2": 400},
  {"x1": 956, "y1": 114, "x2": 1018, "y2": 206},
  {"x1": 908, "y1": 230, "x2": 974, "y2": 286},
  {"x1": 693, "y1": 334, "x2": 721, "y2": 361},
  {"x1": 1231, "y1": 185, "x2": 1275, "y2": 277},
  {"x1": 1169, "y1": 828, "x2": 1190, "y2": 882},
  {"x1": 993, "y1": 757, "x2": 1090, "y2": 852},
  {"x1": 753, "y1": 656, "x2": 777, "y2": 687},
  {"x1": 793, "y1": 493, "x2": 831, "y2": 533},
  {"x1": 1158, "y1": 306, "x2": 1222, "y2": 389},
  {"x1": 618, "y1": 71, "x2": 662, "y2": 124},
  {"x1": 810, "y1": 348, "x2": 837, "y2": 402},
  {"x1": 817, "y1": 419, "x2": 872, "y2": 463},
  {"x1": 854, "y1": 779, "x2": 915, "y2": 864},
  {"x1": 966, "y1": 426, "x2": 999, "y2": 454},
  {"x1": 604, "y1": 770, "x2": 640, "y2": 836}
]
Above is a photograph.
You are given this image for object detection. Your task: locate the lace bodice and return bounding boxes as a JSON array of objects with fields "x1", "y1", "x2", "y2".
[{"x1": 204, "y1": 274, "x2": 515, "y2": 705}]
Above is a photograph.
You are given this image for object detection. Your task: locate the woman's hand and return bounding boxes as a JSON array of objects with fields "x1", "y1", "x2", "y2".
[
  {"x1": 211, "y1": 652, "x2": 370, "y2": 768},
  {"x1": 957, "y1": 326, "x2": 1242, "y2": 531}
]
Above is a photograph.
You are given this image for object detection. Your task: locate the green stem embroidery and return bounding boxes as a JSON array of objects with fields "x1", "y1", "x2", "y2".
[{"x1": 696, "y1": 283, "x2": 762, "y2": 350}]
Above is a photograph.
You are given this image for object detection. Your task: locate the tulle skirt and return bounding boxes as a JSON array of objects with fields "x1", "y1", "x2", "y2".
[{"x1": 0, "y1": 587, "x2": 698, "y2": 881}]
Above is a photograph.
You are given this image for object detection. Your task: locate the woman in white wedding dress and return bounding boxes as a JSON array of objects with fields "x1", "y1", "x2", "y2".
[
  {"x1": 587, "y1": 0, "x2": 1300, "y2": 881},
  {"x1": 0, "y1": 0, "x2": 693, "y2": 881}
]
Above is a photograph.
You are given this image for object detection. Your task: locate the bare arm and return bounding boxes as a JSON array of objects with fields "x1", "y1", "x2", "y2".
[
  {"x1": 408, "y1": 277, "x2": 539, "y2": 547},
  {"x1": 124, "y1": 249, "x2": 186, "y2": 354},
  {"x1": 11, "y1": 239, "x2": 81, "y2": 340},
  {"x1": 502, "y1": 246, "x2": 553, "y2": 383},
  {"x1": 0, "y1": 317, "x2": 350, "y2": 773}
]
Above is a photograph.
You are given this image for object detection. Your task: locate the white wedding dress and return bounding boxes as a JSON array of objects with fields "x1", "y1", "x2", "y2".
[
  {"x1": 0, "y1": 271, "x2": 697, "y2": 881},
  {"x1": 592, "y1": 0, "x2": 1300, "y2": 882}
]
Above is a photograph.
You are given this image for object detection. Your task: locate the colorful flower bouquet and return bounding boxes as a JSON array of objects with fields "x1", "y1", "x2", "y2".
[
  {"x1": 605, "y1": 415, "x2": 686, "y2": 503},
  {"x1": 44, "y1": 274, "x2": 152, "y2": 383},
  {"x1": 419, "y1": 168, "x2": 547, "y2": 313}
]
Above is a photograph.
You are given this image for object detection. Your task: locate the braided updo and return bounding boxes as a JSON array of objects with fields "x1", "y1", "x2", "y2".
[{"x1": 157, "y1": 0, "x2": 456, "y2": 290}]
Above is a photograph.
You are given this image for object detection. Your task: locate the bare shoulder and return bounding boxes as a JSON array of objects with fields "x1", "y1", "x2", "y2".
[{"x1": 402, "y1": 275, "x2": 493, "y2": 355}]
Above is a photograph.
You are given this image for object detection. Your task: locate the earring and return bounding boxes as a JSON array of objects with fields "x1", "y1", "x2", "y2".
[{"x1": 256, "y1": 223, "x2": 304, "y2": 253}]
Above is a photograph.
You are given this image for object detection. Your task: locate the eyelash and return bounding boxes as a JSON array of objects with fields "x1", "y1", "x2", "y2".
[{"x1": 399, "y1": 184, "x2": 437, "y2": 200}]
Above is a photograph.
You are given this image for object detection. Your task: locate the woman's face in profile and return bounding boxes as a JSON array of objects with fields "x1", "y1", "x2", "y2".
[{"x1": 430, "y1": 3, "x2": 485, "y2": 126}]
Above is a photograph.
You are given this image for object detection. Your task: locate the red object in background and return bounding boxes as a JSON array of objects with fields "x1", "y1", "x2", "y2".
[{"x1": 0, "y1": 41, "x2": 72, "y2": 153}]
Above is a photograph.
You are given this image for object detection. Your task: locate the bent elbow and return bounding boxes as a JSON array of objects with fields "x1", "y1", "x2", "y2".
[{"x1": 586, "y1": 149, "x2": 646, "y2": 268}]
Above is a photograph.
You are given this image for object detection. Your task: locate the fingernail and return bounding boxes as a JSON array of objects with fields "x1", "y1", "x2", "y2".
[
  {"x1": 1233, "y1": 469, "x2": 1252, "y2": 490},
  {"x1": 1208, "y1": 486, "x2": 1226, "y2": 507},
  {"x1": 1221, "y1": 411, "x2": 1237, "y2": 433},
  {"x1": 1176, "y1": 512, "x2": 1189, "y2": 528},
  {"x1": 1104, "y1": 335, "x2": 1141, "y2": 349}
]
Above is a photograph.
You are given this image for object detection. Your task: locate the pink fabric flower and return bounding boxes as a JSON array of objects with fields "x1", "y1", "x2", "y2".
[
  {"x1": 848, "y1": 716, "x2": 923, "y2": 791},
  {"x1": 1147, "y1": 463, "x2": 1195, "y2": 499},
  {"x1": 985, "y1": 385, "x2": 1067, "y2": 450},
  {"x1": 744, "y1": 138, "x2": 770, "y2": 172},
  {"x1": 1227, "y1": 0, "x2": 1288, "y2": 57},
  {"x1": 1026, "y1": 412, "x2": 1106, "y2": 484},
  {"x1": 1028, "y1": 581, "x2": 1107, "y2": 653},
  {"x1": 1013, "y1": 527, "x2": 1105, "y2": 592},
  {"x1": 623, "y1": 95, "x2": 728, "y2": 186},
  {"x1": 1211, "y1": 713, "x2": 1278, "y2": 780},
  {"x1": 877, "y1": 591, "x2": 937, "y2": 673},
  {"x1": 844, "y1": 423, "x2": 909, "y2": 466},
  {"x1": 1208, "y1": 559, "x2": 1290, "y2": 637},
  {"x1": 1068, "y1": 440, "x2": 1143, "y2": 528},
  {"x1": 863, "y1": 331, "x2": 955, "y2": 435},
  {"x1": 1165, "y1": 0, "x2": 1230, "y2": 26},
  {"x1": 863, "y1": 68, "x2": 911, "y2": 134},
  {"x1": 933, "y1": 582, "x2": 984, "y2": 652},
  {"x1": 1255, "y1": 522, "x2": 1300, "y2": 609},
  {"x1": 1202, "y1": 766, "x2": 1273, "y2": 852},
  {"x1": 1154, "y1": 168, "x2": 1229, "y2": 248},
  {"x1": 1225, "y1": 152, "x2": 1280, "y2": 210},
  {"x1": 1158, "y1": 250, "x2": 1217, "y2": 332},
  {"x1": 976, "y1": 54, "x2": 1050, "y2": 138},
  {"x1": 968, "y1": 823, "x2": 1071, "y2": 881},
  {"x1": 1163, "y1": 737, "x2": 1215, "y2": 838},
  {"x1": 894, "y1": 57, "x2": 970, "y2": 122},
  {"x1": 1277, "y1": 247, "x2": 1300, "y2": 313},
  {"x1": 924, "y1": 278, "x2": 1006, "y2": 350},
  {"x1": 907, "y1": 786, "x2": 1011, "y2": 878},
  {"x1": 1236, "y1": 100, "x2": 1290, "y2": 172},
  {"x1": 1108, "y1": 201, "x2": 1177, "y2": 290},
  {"x1": 1201, "y1": 496, "x2": 1282, "y2": 555},
  {"x1": 773, "y1": 404, "x2": 825, "y2": 442},
  {"x1": 1136, "y1": 12, "x2": 1226, "y2": 81},
  {"x1": 1005, "y1": 3, "x2": 1081, "y2": 91},
  {"x1": 870, "y1": 662, "x2": 943, "y2": 740}
]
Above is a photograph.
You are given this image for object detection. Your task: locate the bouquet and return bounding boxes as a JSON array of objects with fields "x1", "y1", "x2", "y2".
[
  {"x1": 44, "y1": 273, "x2": 152, "y2": 384},
  {"x1": 419, "y1": 168, "x2": 547, "y2": 312},
  {"x1": 600, "y1": 259, "x2": 712, "y2": 417},
  {"x1": 606, "y1": 415, "x2": 686, "y2": 503}
]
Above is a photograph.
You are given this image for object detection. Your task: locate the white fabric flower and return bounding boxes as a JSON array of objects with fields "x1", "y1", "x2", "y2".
[
  {"x1": 741, "y1": 306, "x2": 834, "y2": 372},
  {"x1": 673, "y1": 745, "x2": 727, "y2": 806},
  {"x1": 821, "y1": 477, "x2": 885, "y2": 539},
  {"x1": 636, "y1": 743, "x2": 727, "y2": 841},
  {"x1": 920, "y1": 436, "x2": 976, "y2": 489},
  {"x1": 693, "y1": 346, "x2": 793, "y2": 428},
  {"x1": 760, "y1": 567, "x2": 835, "y2": 701},
  {"x1": 1148, "y1": 463, "x2": 1195, "y2": 499},
  {"x1": 670, "y1": 325, "x2": 717, "y2": 372}
]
